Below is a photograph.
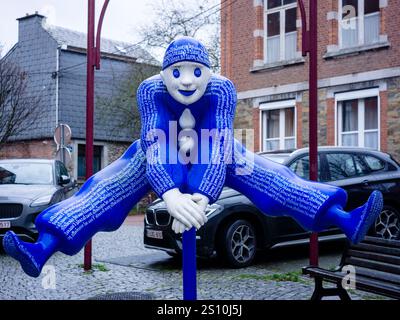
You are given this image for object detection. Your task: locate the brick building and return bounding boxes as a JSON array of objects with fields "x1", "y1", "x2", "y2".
[
  {"x1": 0, "y1": 13, "x2": 159, "y2": 181},
  {"x1": 221, "y1": 0, "x2": 400, "y2": 160}
]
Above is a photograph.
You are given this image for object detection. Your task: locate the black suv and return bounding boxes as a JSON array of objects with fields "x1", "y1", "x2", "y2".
[{"x1": 144, "y1": 147, "x2": 400, "y2": 267}]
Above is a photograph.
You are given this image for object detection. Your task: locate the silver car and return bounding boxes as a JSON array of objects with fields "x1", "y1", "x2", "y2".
[{"x1": 0, "y1": 159, "x2": 78, "y2": 244}]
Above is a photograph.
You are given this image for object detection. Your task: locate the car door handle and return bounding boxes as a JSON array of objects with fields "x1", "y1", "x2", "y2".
[{"x1": 362, "y1": 179, "x2": 369, "y2": 186}]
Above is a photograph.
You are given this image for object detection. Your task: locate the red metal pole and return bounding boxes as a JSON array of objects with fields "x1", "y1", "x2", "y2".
[
  {"x1": 84, "y1": 0, "x2": 95, "y2": 271},
  {"x1": 95, "y1": 0, "x2": 110, "y2": 70},
  {"x1": 309, "y1": 0, "x2": 319, "y2": 267}
]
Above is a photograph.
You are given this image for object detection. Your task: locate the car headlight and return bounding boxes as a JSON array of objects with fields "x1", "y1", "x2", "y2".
[
  {"x1": 30, "y1": 194, "x2": 53, "y2": 207},
  {"x1": 205, "y1": 203, "x2": 222, "y2": 217}
]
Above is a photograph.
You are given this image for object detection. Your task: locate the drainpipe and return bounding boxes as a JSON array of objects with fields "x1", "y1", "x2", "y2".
[{"x1": 55, "y1": 46, "x2": 60, "y2": 126}]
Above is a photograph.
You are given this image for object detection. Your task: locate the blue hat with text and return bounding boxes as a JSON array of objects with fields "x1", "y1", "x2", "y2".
[{"x1": 162, "y1": 36, "x2": 210, "y2": 70}]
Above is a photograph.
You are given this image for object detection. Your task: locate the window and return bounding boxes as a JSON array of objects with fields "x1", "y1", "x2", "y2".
[
  {"x1": 77, "y1": 144, "x2": 103, "y2": 179},
  {"x1": 339, "y1": 0, "x2": 380, "y2": 48},
  {"x1": 289, "y1": 155, "x2": 322, "y2": 181},
  {"x1": 265, "y1": 0, "x2": 297, "y2": 63},
  {"x1": 363, "y1": 155, "x2": 385, "y2": 171},
  {"x1": 336, "y1": 90, "x2": 379, "y2": 149},
  {"x1": 327, "y1": 153, "x2": 372, "y2": 180},
  {"x1": 261, "y1": 100, "x2": 296, "y2": 151},
  {"x1": 327, "y1": 153, "x2": 357, "y2": 180}
]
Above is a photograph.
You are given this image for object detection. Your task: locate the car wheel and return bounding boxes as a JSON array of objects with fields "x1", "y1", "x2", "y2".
[
  {"x1": 217, "y1": 219, "x2": 257, "y2": 268},
  {"x1": 372, "y1": 206, "x2": 400, "y2": 240}
]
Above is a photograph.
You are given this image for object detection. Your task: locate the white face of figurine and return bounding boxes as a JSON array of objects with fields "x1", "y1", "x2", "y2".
[{"x1": 160, "y1": 61, "x2": 212, "y2": 105}]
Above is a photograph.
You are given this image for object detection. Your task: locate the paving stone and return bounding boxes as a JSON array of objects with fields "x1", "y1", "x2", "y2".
[{"x1": 0, "y1": 224, "x2": 388, "y2": 300}]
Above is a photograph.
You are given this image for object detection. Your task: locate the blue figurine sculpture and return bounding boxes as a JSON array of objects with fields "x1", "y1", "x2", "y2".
[{"x1": 3, "y1": 37, "x2": 383, "y2": 278}]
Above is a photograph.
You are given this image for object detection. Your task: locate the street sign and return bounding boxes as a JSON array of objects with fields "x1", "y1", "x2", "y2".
[
  {"x1": 54, "y1": 123, "x2": 72, "y2": 165},
  {"x1": 54, "y1": 124, "x2": 72, "y2": 146},
  {"x1": 55, "y1": 146, "x2": 72, "y2": 167}
]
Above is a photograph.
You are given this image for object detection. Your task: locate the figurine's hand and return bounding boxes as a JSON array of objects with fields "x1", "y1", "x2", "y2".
[
  {"x1": 171, "y1": 218, "x2": 189, "y2": 234},
  {"x1": 192, "y1": 193, "x2": 210, "y2": 218},
  {"x1": 162, "y1": 188, "x2": 205, "y2": 230}
]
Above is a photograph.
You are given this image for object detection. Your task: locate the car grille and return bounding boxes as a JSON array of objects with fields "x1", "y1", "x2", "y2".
[
  {"x1": 0, "y1": 203, "x2": 23, "y2": 219},
  {"x1": 145, "y1": 209, "x2": 171, "y2": 226}
]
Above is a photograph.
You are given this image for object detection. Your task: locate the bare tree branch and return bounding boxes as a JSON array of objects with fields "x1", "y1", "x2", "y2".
[
  {"x1": 0, "y1": 59, "x2": 41, "y2": 151},
  {"x1": 137, "y1": 0, "x2": 221, "y2": 72},
  {"x1": 95, "y1": 62, "x2": 160, "y2": 138}
]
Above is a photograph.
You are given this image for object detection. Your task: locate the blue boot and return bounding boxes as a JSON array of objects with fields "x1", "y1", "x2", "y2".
[
  {"x1": 3, "y1": 231, "x2": 59, "y2": 278},
  {"x1": 324, "y1": 190, "x2": 383, "y2": 244}
]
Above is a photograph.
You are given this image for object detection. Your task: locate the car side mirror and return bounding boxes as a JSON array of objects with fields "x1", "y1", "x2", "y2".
[{"x1": 59, "y1": 175, "x2": 71, "y2": 185}]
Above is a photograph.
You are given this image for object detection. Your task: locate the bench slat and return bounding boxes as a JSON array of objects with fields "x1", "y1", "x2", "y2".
[
  {"x1": 345, "y1": 256, "x2": 400, "y2": 276},
  {"x1": 354, "y1": 266, "x2": 400, "y2": 286},
  {"x1": 350, "y1": 243, "x2": 400, "y2": 256},
  {"x1": 363, "y1": 236, "x2": 400, "y2": 248},
  {"x1": 303, "y1": 267, "x2": 400, "y2": 298},
  {"x1": 347, "y1": 249, "x2": 400, "y2": 266},
  {"x1": 355, "y1": 276, "x2": 400, "y2": 299}
]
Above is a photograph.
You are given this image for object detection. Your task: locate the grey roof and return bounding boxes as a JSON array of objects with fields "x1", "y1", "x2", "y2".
[{"x1": 45, "y1": 24, "x2": 159, "y2": 65}]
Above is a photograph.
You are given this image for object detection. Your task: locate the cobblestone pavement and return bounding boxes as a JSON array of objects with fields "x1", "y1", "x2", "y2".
[{"x1": 0, "y1": 216, "x2": 385, "y2": 300}]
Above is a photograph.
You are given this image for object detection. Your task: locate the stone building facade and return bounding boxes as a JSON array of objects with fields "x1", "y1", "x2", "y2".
[
  {"x1": 1, "y1": 13, "x2": 159, "y2": 182},
  {"x1": 221, "y1": 0, "x2": 400, "y2": 161}
]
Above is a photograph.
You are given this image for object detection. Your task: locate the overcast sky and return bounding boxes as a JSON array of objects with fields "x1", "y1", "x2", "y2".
[{"x1": 0, "y1": 0, "x2": 217, "y2": 56}]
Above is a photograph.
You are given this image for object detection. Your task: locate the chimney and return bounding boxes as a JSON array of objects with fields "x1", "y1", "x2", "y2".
[{"x1": 16, "y1": 12, "x2": 46, "y2": 42}]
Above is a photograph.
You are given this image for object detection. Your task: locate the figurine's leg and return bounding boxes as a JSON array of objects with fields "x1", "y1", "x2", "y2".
[
  {"x1": 3, "y1": 139, "x2": 151, "y2": 277},
  {"x1": 225, "y1": 140, "x2": 382, "y2": 244}
]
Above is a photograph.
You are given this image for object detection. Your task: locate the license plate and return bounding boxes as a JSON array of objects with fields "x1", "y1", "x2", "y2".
[
  {"x1": 146, "y1": 229, "x2": 163, "y2": 239},
  {"x1": 0, "y1": 221, "x2": 11, "y2": 229}
]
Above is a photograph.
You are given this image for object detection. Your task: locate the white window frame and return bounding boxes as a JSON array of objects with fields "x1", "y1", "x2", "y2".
[
  {"x1": 260, "y1": 99, "x2": 297, "y2": 151},
  {"x1": 334, "y1": 88, "x2": 380, "y2": 150},
  {"x1": 338, "y1": 0, "x2": 380, "y2": 48},
  {"x1": 73, "y1": 140, "x2": 108, "y2": 180},
  {"x1": 264, "y1": 1, "x2": 297, "y2": 63}
]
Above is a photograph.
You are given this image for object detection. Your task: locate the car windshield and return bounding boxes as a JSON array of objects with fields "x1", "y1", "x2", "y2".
[
  {"x1": 261, "y1": 154, "x2": 290, "y2": 164},
  {"x1": 0, "y1": 162, "x2": 53, "y2": 185}
]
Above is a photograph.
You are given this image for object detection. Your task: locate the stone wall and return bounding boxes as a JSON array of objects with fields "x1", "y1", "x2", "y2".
[{"x1": 386, "y1": 77, "x2": 400, "y2": 161}]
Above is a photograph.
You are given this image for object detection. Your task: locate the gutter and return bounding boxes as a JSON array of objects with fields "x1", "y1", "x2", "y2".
[{"x1": 55, "y1": 46, "x2": 60, "y2": 126}]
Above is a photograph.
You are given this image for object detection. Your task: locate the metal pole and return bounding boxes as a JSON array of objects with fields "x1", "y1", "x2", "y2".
[
  {"x1": 60, "y1": 124, "x2": 65, "y2": 164},
  {"x1": 83, "y1": 0, "x2": 110, "y2": 272},
  {"x1": 182, "y1": 228, "x2": 197, "y2": 300},
  {"x1": 308, "y1": 0, "x2": 319, "y2": 267},
  {"x1": 84, "y1": 0, "x2": 95, "y2": 271}
]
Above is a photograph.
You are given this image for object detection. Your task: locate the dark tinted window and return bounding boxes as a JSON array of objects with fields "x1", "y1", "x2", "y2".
[
  {"x1": 59, "y1": 162, "x2": 69, "y2": 177},
  {"x1": 285, "y1": 7, "x2": 297, "y2": 33},
  {"x1": 78, "y1": 145, "x2": 102, "y2": 179},
  {"x1": 267, "y1": 12, "x2": 280, "y2": 36},
  {"x1": 268, "y1": 0, "x2": 296, "y2": 7},
  {"x1": 365, "y1": 0, "x2": 380, "y2": 14},
  {"x1": 268, "y1": 0, "x2": 281, "y2": 8},
  {"x1": 342, "y1": 0, "x2": 358, "y2": 18},
  {"x1": 354, "y1": 155, "x2": 370, "y2": 176},
  {"x1": 326, "y1": 153, "x2": 357, "y2": 180},
  {"x1": 289, "y1": 155, "x2": 321, "y2": 181},
  {"x1": 363, "y1": 155, "x2": 385, "y2": 171}
]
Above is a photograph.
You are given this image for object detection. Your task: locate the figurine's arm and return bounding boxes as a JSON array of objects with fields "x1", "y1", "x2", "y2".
[
  {"x1": 187, "y1": 77, "x2": 237, "y2": 204},
  {"x1": 137, "y1": 78, "x2": 182, "y2": 197}
]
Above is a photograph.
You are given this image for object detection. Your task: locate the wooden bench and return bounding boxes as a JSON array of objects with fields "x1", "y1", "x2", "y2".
[{"x1": 302, "y1": 236, "x2": 400, "y2": 300}]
